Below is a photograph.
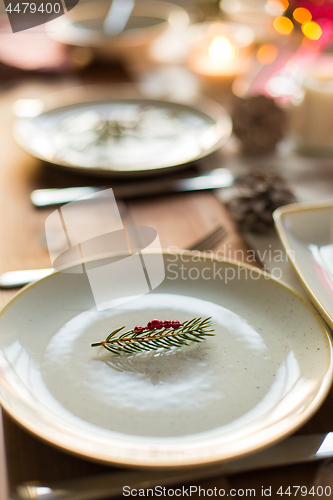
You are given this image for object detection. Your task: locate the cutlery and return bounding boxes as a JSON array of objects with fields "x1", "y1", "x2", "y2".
[
  {"x1": 0, "y1": 268, "x2": 54, "y2": 288},
  {"x1": 11, "y1": 432, "x2": 333, "y2": 500},
  {"x1": 188, "y1": 225, "x2": 228, "y2": 252},
  {"x1": 30, "y1": 168, "x2": 234, "y2": 208},
  {"x1": 0, "y1": 226, "x2": 229, "y2": 289}
]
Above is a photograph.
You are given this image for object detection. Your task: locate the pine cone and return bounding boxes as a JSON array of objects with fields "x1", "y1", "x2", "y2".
[
  {"x1": 232, "y1": 95, "x2": 287, "y2": 155},
  {"x1": 226, "y1": 171, "x2": 296, "y2": 233}
]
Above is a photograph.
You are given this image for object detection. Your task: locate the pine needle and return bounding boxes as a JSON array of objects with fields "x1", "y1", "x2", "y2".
[{"x1": 91, "y1": 318, "x2": 215, "y2": 356}]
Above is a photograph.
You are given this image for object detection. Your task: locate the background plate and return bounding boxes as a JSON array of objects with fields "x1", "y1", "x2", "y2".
[
  {"x1": 0, "y1": 254, "x2": 331, "y2": 467},
  {"x1": 14, "y1": 98, "x2": 231, "y2": 176}
]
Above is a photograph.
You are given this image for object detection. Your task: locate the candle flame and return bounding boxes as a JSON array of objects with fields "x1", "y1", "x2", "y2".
[{"x1": 209, "y1": 36, "x2": 236, "y2": 62}]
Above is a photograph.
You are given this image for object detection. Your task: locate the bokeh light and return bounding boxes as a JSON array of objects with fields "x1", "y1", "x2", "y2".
[
  {"x1": 267, "y1": 0, "x2": 289, "y2": 15},
  {"x1": 302, "y1": 21, "x2": 323, "y2": 40},
  {"x1": 293, "y1": 7, "x2": 312, "y2": 24},
  {"x1": 256, "y1": 43, "x2": 278, "y2": 65},
  {"x1": 273, "y1": 16, "x2": 294, "y2": 34}
]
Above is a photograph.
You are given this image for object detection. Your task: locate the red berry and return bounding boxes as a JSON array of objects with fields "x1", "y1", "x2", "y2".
[
  {"x1": 171, "y1": 320, "x2": 183, "y2": 329},
  {"x1": 149, "y1": 319, "x2": 163, "y2": 329},
  {"x1": 163, "y1": 320, "x2": 172, "y2": 328},
  {"x1": 134, "y1": 326, "x2": 144, "y2": 333}
]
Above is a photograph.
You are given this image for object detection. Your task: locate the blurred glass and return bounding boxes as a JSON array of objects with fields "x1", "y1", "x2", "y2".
[{"x1": 290, "y1": 55, "x2": 333, "y2": 154}]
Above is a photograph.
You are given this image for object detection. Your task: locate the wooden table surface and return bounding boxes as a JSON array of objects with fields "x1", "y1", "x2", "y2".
[{"x1": 0, "y1": 72, "x2": 333, "y2": 499}]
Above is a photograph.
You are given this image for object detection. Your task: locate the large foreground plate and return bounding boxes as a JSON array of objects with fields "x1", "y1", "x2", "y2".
[
  {"x1": 0, "y1": 254, "x2": 331, "y2": 467},
  {"x1": 274, "y1": 200, "x2": 333, "y2": 330},
  {"x1": 13, "y1": 98, "x2": 231, "y2": 176}
]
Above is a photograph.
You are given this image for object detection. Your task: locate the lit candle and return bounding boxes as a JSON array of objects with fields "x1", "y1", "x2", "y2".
[{"x1": 187, "y1": 22, "x2": 255, "y2": 91}]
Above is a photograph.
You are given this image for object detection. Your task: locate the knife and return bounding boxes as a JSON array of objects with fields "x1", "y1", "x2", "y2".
[
  {"x1": 30, "y1": 168, "x2": 234, "y2": 208},
  {"x1": 0, "y1": 268, "x2": 54, "y2": 288},
  {"x1": 12, "y1": 432, "x2": 333, "y2": 500}
]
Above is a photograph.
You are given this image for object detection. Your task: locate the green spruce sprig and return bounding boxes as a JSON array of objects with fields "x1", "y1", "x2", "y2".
[{"x1": 91, "y1": 317, "x2": 215, "y2": 356}]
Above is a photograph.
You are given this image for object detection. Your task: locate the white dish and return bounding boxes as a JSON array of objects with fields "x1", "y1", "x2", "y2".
[
  {"x1": 14, "y1": 98, "x2": 231, "y2": 176},
  {"x1": 0, "y1": 253, "x2": 331, "y2": 467},
  {"x1": 48, "y1": 1, "x2": 190, "y2": 66},
  {"x1": 274, "y1": 200, "x2": 333, "y2": 329}
]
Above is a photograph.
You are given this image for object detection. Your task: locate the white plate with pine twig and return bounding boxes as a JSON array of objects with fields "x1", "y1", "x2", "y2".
[
  {"x1": 13, "y1": 97, "x2": 231, "y2": 177},
  {"x1": 0, "y1": 253, "x2": 331, "y2": 468}
]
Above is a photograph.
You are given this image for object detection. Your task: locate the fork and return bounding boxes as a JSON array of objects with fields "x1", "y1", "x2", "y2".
[
  {"x1": 0, "y1": 226, "x2": 229, "y2": 289},
  {"x1": 188, "y1": 225, "x2": 228, "y2": 252}
]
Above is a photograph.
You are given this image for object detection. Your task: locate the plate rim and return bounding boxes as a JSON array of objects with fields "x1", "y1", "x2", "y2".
[
  {"x1": 274, "y1": 199, "x2": 333, "y2": 330},
  {"x1": 48, "y1": 0, "x2": 190, "y2": 46},
  {"x1": 0, "y1": 252, "x2": 332, "y2": 468},
  {"x1": 13, "y1": 96, "x2": 232, "y2": 177}
]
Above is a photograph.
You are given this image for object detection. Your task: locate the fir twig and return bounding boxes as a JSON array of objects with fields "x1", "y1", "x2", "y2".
[{"x1": 91, "y1": 318, "x2": 215, "y2": 356}]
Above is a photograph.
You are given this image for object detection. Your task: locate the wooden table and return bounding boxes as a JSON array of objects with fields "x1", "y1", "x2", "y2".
[{"x1": 0, "y1": 75, "x2": 333, "y2": 500}]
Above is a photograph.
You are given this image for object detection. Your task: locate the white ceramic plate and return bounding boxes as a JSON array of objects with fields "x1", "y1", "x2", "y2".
[
  {"x1": 0, "y1": 254, "x2": 331, "y2": 468},
  {"x1": 48, "y1": 1, "x2": 189, "y2": 51},
  {"x1": 14, "y1": 98, "x2": 231, "y2": 176},
  {"x1": 274, "y1": 200, "x2": 333, "y2": 330}
]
